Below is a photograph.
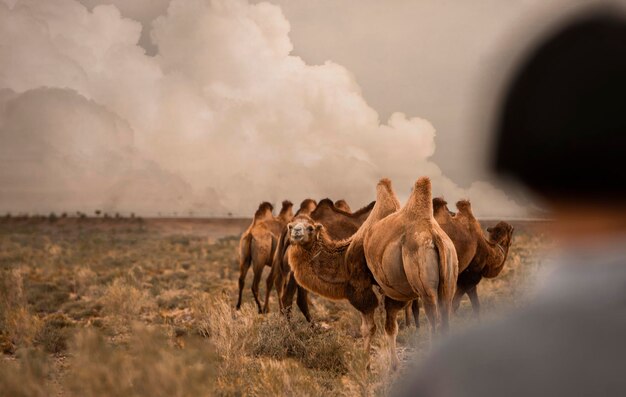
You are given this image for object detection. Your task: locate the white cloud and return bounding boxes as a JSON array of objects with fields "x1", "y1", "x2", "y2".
[{"x1": 0, "y1": 0, "x2": 526, "y2": 217}]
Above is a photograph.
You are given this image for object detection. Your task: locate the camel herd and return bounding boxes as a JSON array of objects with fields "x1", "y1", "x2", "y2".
[{"x1": 237, "y1": 177, "x2": 514, "y2": 369}]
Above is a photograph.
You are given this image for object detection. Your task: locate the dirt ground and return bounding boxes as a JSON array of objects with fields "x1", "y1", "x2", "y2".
[{"x1": 0, "y1": 216, "x2": 549, "y2": 396}]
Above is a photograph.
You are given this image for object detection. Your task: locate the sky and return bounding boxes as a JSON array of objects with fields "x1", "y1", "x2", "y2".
[{"x1": 0, "y1": 0, "x2": 618, "y2": 217}]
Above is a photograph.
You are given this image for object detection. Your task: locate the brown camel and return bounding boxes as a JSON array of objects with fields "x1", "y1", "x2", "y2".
[
  {"x1": 363, "y1": 177, "x2": 458, "y2": 368},
  {"x1": 262, "y1": 199, "x2": 374, "y2": 319},
  {"x1": 405, "y1": 198, "x2": 514, "y2": 326},
  {"x1": 284, "y1": 181, "x2": 394, "y2": 368},
  {"x1": 334, "y1": 199, "x2": 351, "y2": 213},
  {"x1": 236, "y1": 200, "x2": 293, "y2": 312},
  {"x1": 258, "y1": 198, "x2": 317, "y2": 317}
]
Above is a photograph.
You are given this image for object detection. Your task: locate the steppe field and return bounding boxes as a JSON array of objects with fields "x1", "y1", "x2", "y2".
[{"x1": 0, "y1": 216, "x2": 549, "y2": 397}]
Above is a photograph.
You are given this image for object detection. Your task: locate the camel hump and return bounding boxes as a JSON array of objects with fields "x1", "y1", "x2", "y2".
[
  {"x1": 455, "y1": 200, "x2": 475, "y2": 218},
  {"x1": 296, "y1": 198, "x2": 317, "y2": 215},
  {"x1": 432, "y1": 197, "x2": 448, "y2": 214},
  {"x1": 376, "y1": 178, "x2": 398, "y2": 204},
  {"x1": 253, "y1": 201, "x2": 274, "y2": 223},
  {"x1": 317, "y1": 198, "x2": 335, "y2": 209},
  {"x1": 334, "y1": 199, "x2": 351, "y2": 213},
  {"x1": 378, "y1": 178, "x2": 392, "y2": 190},
  {"x1": 278, "y1": 200, "x2": 293, "y2": 220},
  {"x1": 404, "y1": 176, "x2": 433, "y2": 216}
]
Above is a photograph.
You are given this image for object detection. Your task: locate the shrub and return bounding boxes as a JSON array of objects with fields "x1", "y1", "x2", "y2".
[
  {"x1": 0, "y1": 269, "x2": 41, "y2": 353},
  {"x1": 0, "y1": 348, "x2": 51, "y2": 397},
  {"x1": 63, "y1": 327, "x2": 217, "y2": 397},
  {"x1": 35, "y1": 313, "x2": 74, "y2": 353}
]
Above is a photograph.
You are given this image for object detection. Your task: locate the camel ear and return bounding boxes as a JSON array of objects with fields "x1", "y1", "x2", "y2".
[
  {"x1": 487, "y1": 227, "x2": 493, "y2": 233},
  {"x1": 315, "y1": 224, "x2": 323, "y2": 231}
]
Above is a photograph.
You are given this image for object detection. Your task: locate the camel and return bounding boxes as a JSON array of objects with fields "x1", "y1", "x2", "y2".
[
  {"x1": 283, "y1": 181, "x2": 393, "y2": 368},
  {"x1": 236, "y1": 200, "x2": 293, "y2": 312},
  {"x1": 404, "y1": 198, "x2": 514, "y2": 326},
  {"x1": 363, "y1": 177, "x2": 458, "y2": 368},
  {"x1": 262, "y1": 199, "x2": 374, "y2": 319},
  {"x1": 334, "y1": 199, "x2": 351, "y2": 213},
  {"x1": 257, "y1": 198, "x2": 317, "y2": 318}
]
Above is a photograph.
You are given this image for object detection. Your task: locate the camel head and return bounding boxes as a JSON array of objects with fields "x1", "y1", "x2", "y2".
[
  {"x1": 287, "y1": 215, "x2": 322, "y2": 246},
  {"x1": 487, "y1": 221, "x2": 514, "y2": 249},
  {"x1": 483, "y1": 221, "x2": 515, "y2": 278}
]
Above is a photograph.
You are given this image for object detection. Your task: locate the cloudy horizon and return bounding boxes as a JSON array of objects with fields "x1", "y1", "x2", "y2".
[{"x1": 2, "y1": 0, "x2": 609, "y2": 218}]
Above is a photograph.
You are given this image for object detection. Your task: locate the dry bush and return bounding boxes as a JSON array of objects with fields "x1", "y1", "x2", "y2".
[
  {"x1": 99, "y1": 278, "x2": 155, "y2": 335},
  {"x1": 0, "y1": 348, "x2": 52, "y2": 397},
  {"x1": 34, "y1": 312, "x2": 74, "y2": 354},
  {"x1": 72, "y1": 267, "x2": 97, "y2": 297},
  {"x1": 191, "y1": 292, "x2": 256, "y2": 356},
  {"x1": 0, "y1": 269, "x2": 41, "y2": 353},
  {"x1": 191, "y1": 294, "x2": 359, "y2": 395},
  {"x1": 63, "y1": 326, "x2": 217, "y2": 397},
  {"x1": 252, "y1": 314, "x2": 350, "y2": 374}
]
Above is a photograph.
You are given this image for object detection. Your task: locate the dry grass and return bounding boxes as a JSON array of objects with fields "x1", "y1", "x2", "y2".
[{"x1": 0, "y1": 217, "x2": 548, "y2": 396}]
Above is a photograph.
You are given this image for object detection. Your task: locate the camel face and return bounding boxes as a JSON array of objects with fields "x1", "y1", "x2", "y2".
[
  {"x1": 287, "y1": 216, "x2": 320, "y2": 245},
  {"x1": 487, "y1": 221, "x2": 514, "y2": 249}
]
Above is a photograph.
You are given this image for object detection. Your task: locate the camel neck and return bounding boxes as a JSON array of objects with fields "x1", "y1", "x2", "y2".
[{"x1": 475, "y1": 237, "x2": 508, "y2": 278}]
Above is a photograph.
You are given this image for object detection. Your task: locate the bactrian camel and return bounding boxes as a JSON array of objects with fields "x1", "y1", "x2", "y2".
[
  {"x1": 405, "y1": 198, "x2": 514, "y2": 326},
  {"x1": 363, "y1": 177, "x2": 458, "y2": 368},
  {"x1": 236, "y1": 200, "x2": 293, "y2": 312},
  {"x1": 263, "y1": 198, "x2": 374, "y2": 320},
  {"x1": 286, "y1": 178, "x2": 457, "y2": 369},
  {"x1": 259, "y1": 198, "x2": 318, "y2": 318}
]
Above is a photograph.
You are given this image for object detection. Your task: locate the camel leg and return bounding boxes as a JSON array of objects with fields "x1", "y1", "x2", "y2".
[
  {"x1": 384, "y1": 296, "x2": 408, "y2": 370},
  {"x1": 347, "y1": 284, "x2": 379, "y2": 370},
  {"x1": 236, "y1": 247, "x2": 252, "y2": 310},
  {"x1": 361, "y1": 311, "x2": 376, "y2": 370},
  {"x1": 411, "y1": 298, "x2": 420, "y2": 328},
  {"x1": 274, "y1": 267, "x2": 287, "y2": 312},
  {"x1": 281, "y1": 272, "x2": 298, "y2": 318},
  {"x1": 250, "y1": 265, "x2": 264, "y2": 313},
  {"x1": 421, "y1": 292, "x2": 440, "y2": 339},
  {"x1": 250, "y1": 238, "x2": 273, "y2": 313},
  {"x1": 296, "y1": 287, "x2": 312, "y2": 322},
  {"x1": 401, "y1": 246, "x2": 441, "y2": 337},
  {"x1": 403, "y1": 305, "x2": 411, "y2": 329},
  {"x1": 467, "y1": 285, "x2": 481, "y2": 318},
  {"x1": 452, "y1": 284, "x2": 466, "y2": 313},
  {"x1": 262, "y1": 263, "x2": 276, "y2": 314}
]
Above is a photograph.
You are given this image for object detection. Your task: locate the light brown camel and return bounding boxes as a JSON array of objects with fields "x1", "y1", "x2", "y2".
[
  {"x1": 404, "y1": 198, "x2": 514, "y2": 326},
  {"x1": 236, "y1": 200, "x2": 293, "y2": 312},
  {"x1": 262, "y1": 199, "x2": 374, "y2": 319},
  {"x1": 284, "y1": 181, "x2": 394, "y2": 368},
  {"x1": 334, "y1": 199, "x2": 351, "y2": 213},
  {"x1": 363, "y1": 177, "x2": 458, "y2": 368}
]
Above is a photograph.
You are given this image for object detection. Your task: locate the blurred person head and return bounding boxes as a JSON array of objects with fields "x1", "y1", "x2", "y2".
[{"x1": 492, "y1": 10, "x2": 626, "y2": 240}]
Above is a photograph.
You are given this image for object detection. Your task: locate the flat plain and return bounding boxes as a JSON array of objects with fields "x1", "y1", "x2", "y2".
[{"x1": 0, "y1": 216, "x2": 548, "y2": 397}]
